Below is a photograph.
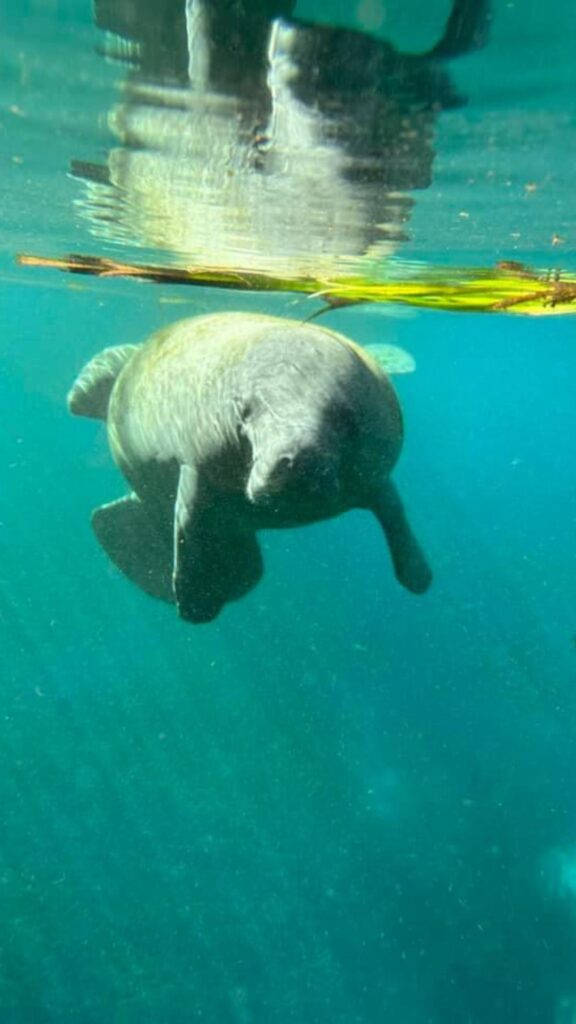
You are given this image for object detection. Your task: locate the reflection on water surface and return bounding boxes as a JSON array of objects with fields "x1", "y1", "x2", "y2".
[
  {"x1": 3, "y1": 0, "x2": 574, "y2": 276},
  {"x1": 71, "y1": 0, "x2": 490, "y2": 276}
]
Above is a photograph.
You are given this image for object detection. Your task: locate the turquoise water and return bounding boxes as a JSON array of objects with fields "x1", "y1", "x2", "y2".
[{"x1": 2, "y1": 2, "x2": 576, "y2": 1021}]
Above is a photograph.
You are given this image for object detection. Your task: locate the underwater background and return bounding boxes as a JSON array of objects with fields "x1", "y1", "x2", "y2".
[{"x1": 1, "y1": 1, "x2": 576, "y2": 1021}]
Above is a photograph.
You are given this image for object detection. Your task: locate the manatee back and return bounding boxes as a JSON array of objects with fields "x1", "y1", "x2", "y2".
[
  {"x1": 103, "y1": 312, "x2": 402, "y2": 489},
  {"x1": 106, "y1": 312, "x2": 319, "y2": 471}
]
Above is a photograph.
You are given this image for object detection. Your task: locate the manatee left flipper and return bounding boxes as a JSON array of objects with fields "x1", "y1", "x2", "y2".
[
  {"x1": 371, "y1": 478, "x2": 432, "y2": 594},
  {"x1": 174, "y1": 465, "x2": 263, "y2": 624},
  {"x1": 68, "y1": 345, "x2": 138, "y2": 420},
  {"x1": 92, "y1": 494, "x2": 174, "y2": 602}
]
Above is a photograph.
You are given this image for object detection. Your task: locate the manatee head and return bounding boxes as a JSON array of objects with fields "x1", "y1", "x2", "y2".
[{"x1": 242, "y1": 402, "x2": 343, "y2": 513}]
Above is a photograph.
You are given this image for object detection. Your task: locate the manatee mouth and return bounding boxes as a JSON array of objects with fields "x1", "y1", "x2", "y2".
[{"x1": 247, "y1": 455, "x2": 290, "y2": 505}]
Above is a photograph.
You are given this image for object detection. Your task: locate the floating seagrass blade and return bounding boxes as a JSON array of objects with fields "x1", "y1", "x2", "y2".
[{"x1": 16, "y1": 253, "x2": 576, "y2": 316}]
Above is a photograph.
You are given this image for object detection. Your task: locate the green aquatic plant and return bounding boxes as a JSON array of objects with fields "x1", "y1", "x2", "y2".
[{"x1": 17, "y1": 252, "x2": 576, "y2": 316}]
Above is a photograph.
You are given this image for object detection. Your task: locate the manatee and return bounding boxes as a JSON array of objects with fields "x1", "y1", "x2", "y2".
[{"x1": 68, "y1": 312, "x2": 431, "y2": 623}]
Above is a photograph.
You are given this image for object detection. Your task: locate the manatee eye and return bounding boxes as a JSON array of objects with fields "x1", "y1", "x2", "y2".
[{"x1": 275, "y1": 455, "x2": 293, "y2": 474}]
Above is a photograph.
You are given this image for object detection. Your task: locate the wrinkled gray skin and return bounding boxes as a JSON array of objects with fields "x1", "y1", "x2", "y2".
[{"x1": 69, "y1": 312, "x2": 431, "y2": 622}]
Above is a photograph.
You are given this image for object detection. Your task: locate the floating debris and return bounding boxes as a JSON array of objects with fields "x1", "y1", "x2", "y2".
[{"x1": 16, "y1": 253, "x2": 576, "y2": 316}]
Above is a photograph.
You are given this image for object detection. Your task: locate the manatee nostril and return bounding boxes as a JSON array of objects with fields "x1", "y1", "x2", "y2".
[{"x1": 248, "y1": 487, "x2": 272, "y2": 506}]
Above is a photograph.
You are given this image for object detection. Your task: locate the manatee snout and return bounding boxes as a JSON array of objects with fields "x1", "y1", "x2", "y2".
[{"x1": 247, "y1": 448, "x2": 340, "y2": 507}]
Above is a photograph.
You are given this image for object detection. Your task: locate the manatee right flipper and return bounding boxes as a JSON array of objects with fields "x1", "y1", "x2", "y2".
[
  {"x1": 92, "y1": 494, "x2": 174, "y2": 603},
  {"x1": 371, "y1": 478, "x2": 432, "y2": 594},
  {"x1": 174, "y1": 465, "x2": 263, "y2": 624},
  {"x1": 68, "y1": 344, "x2": 138, "y2": 419}
]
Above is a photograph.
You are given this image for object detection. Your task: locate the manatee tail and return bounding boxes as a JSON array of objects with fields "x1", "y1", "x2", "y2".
[
  {"x1": 371, "y1": 478, "x2": 432, "y2": 595},
  {"x1": 68, "y1": 344, "x2": 138, "y2": 419}
]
